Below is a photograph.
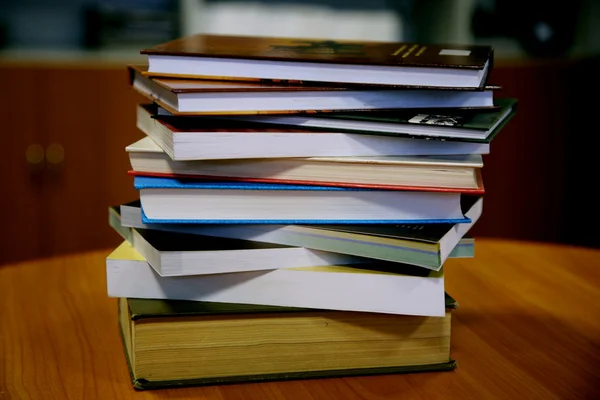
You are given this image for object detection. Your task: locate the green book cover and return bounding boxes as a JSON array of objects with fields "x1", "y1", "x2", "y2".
[
  {"x1": 221, "y1": 97, "x2": 517, "y2": 144},
  {"x1": 318, "y1": 97, "x2": 518, "y2": 143},
  {"x1": 327, "y1": 98, "x2": 515, "y2": 129}
]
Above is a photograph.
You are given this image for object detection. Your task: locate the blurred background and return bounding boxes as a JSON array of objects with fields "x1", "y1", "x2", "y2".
[{"x1": 1, "y1": 0, "x2": 599, "y2": 265}]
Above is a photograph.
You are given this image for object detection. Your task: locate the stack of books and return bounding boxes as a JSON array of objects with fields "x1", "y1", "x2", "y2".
[{"x1": 106, "y1": 34, "x2": 517, "y2": 390}]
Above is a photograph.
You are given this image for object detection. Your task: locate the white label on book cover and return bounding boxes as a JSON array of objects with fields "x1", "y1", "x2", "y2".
[{"x1": 439, "y1": 49, "x2": 471, "y2": 56}]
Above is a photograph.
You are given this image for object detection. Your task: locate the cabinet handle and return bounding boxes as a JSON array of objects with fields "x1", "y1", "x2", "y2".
[
  {"x1": 46, "y1": 143, "x2": 65, "y2": 165},
  {"x1": 25, "y1": 143, "x2": 65, "y2": 175},
  {"x1": 25, "y1": 144, "x2": 45, "y2": 165},
  {"x1": 26, "y1": 144, "x2": 45, "y2": 175},
  {"x1": 45, "y1": 143, "x2": 65, "y2": 175}
]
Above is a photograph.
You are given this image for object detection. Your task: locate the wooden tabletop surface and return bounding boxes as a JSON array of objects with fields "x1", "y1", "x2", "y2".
[{"x1": 1, "y1": 238, "x2": 599, "y2": 400}]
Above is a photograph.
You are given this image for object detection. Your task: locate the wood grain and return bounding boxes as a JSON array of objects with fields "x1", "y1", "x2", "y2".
[{"x1": 1, "y1": 238, "x2": 599, "y2": 399}]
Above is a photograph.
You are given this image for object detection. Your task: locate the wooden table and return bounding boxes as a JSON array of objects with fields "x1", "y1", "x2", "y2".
[{"x1": 1, "y1": 238, "x2": 599, "y2": 399}]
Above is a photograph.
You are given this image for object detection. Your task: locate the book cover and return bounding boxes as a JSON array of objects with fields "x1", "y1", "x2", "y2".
[
  {"x1": 134, "y1": 175, "x2": 473, "y2": 193},
  {"x1": 140, "y1": 34, "x2": 491, "y2": 70},
  {"x1": 224, "y1": 98, "x2": 517, "y2": 143},
  {"x1": 318, "y1": 98, "x2": 517, "y2": 132},
  {"x1": 139, "y1": 34, "x2": 493, "y2": 88}
]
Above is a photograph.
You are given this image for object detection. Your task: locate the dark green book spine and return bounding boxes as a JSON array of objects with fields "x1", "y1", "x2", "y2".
[{"x1": 133, "y1": 360, "x2": 458, "y2": 390}]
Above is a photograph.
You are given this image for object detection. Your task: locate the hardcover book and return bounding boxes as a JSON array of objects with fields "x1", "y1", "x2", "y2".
[
  {"x1": 106, "y1": 240, "x2": 446, "y2": 316},
  {"x1": 128, "y1": 64, "x2": 495, "y2": 115},
  {"x1": 136, "y1": 103, "x2": 491, "y2": 160},
  {"x1": 134, "y1": 176, "x2": 476, "y2": 224},
  {"x1": 126, "y1": 136, "x2": 485, "y2": 193},
  {"x1": 140, "y1": 33, "x2": 493, "y2": 88},
  {"x1": 118, "y1": 294, "x2": 458, "y2": 390}
]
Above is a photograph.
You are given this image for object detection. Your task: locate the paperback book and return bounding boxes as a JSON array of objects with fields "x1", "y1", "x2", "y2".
[
  {"x1": 136, "y1": 103, "x2": 491, "y2": 160},
  {"x1": 129, "y1": 64, "x2": 495, "y2": 115},
  {"x1": 114, "y1": 199, "x2": 478, "y2": 270},
  {"x1": 134, "y1": 176, "x2": 478, "y2": 224},
  {"x1": 140, "y1": 33, "x2": 493, "y2": 88},
  {"x1": 126, "y1": 135, "x2": 485, "y2": 193},
  {"x1": 107, "y1": 241, "x2": 447, "y2": 316},
  {"x1": 109, "y1": 206, "x2": 367, "y2": 276},
  {"x1": 221, "y1": 97, "x2": 518, "y2": 142}
]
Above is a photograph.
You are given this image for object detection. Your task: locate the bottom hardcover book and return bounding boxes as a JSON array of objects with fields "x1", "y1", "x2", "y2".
[{"x1": 118, "y1": 295, "x2": 458, "y2": 390}]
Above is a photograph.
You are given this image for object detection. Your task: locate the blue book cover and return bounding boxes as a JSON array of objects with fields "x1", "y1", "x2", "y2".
[
  {"x1": 135, "y1": 176, "x2": 472, "y2": 225},
  {"x1": 134, "y1": 176, "x2": 380, "y2": 191}
]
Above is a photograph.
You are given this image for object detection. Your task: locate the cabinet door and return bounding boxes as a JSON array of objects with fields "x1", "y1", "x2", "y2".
[
  {"x1": 35, "y1": 66, "x2": 146, "y2": 258},
  {"x1": 0, "y1": 67, "x2": 45, "y2": 265}
]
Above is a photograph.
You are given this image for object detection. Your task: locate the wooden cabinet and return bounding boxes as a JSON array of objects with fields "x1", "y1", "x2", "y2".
[
  {"x1": 1, "y1": 67, "x2": 44, "y2": 264},
  {"x1": 0, "y1": 54, "x2": 597, "y2": 265},
  {"x1": 0, "y1": 63, "x2": 146, "y2": 265}
]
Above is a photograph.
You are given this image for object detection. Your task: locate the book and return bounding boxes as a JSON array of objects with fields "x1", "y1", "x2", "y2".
[
  {"x1": 114, "y1": 198, "x2": 479, "y2": 270},
  {"x1": 109, "y1": 211, "x2": 368, "y2": 276},
  {"x1": 129, "y1": 65, "x2": 495, "y2": 115},
  {"x1": 222, "y1": 97, "x2": 518, "y2": 142},
  {"x1": 134, "y1": 176, "x2": 477, "y2": 224},
  {"x1": 136, "y1": 103, "x2": 491, "y2": 160},
  {"x1": 118, "y1": 294, "x2": 458, "y2": 390},
  {"x1": 106, "y1": 240, "x2": 446, "y2": 316},
  {"x1": 114, "y1": 202, "x2": 476, "y2": 260},
  {"x1": 127, "y1": 136, "x2": 485, "y2": 193},
  {"x1": 140, "y1": 33, "x2": 493, "y2": 88}
]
